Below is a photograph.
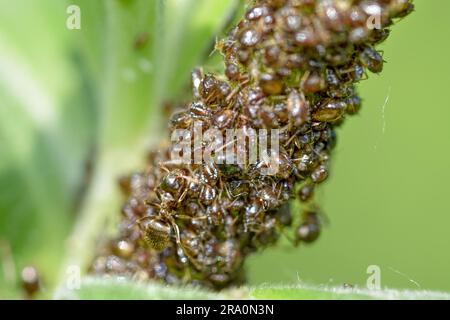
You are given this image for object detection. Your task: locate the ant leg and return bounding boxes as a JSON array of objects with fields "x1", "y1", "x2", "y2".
[
  {"x1": 178, "y1": 188, "x2": 188, "y2": 203},
  {"x1": 169, "y1": 219, "x2": 203, "y2": 271},
  {"x1": 174, "y1": 214, "x2": 208, "y2": 220}
]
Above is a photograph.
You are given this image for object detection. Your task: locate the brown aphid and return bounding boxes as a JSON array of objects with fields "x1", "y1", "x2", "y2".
[
  {"x1": 225, "y1": 63, "x2": 240, "y2": 81},
  {"x1": 275, "y1": 202, "x2": 293, "y2": 227},
  {"x1": 389, "y1": 0, "x2": 414, "y2": 18},
  {"x1": 345, "y1": 95, "x2": 362, "y2": 115},
  {"x1": 191, "y1": 68, "x2": 203, "y2": 99},
  {"x1": 118, "y1": 175, "x2": 131, "y2": 195},
  {"x1": 316, "y1": 0, "x2": 345, "y2": 32},
  {"x1": 169, "y1": 110, "x2": 192, "y2": 130},
  {"x1": 259, "y1": 73, "x2": 284, "y2": 95},
  {"x1": 198, "y1": 76, "x2": 230, "y2": 104},
  {"x1": 280, "y1": 6, "x2": 302, "y2": 32},
  {"x1": 264, "y1": 45, "x2": 281, "y2": 66},
  {"x1": 301, "y1": 71, "x2": 326, "y2": 93},
  {"x1": 349, "y1": 26, "x2": 370, "y2": 43},
  {"x1": 294, "y1": 27, "x2": 319, "y2": 47},
  {"x1": 134, "y1": 32, "x2": 149, "y2": 50},
  {"x1": 245, "y1": 4, "x2": 271, "y2": 21},
  {"x1": 345, "y1": 6, "x2": 368, "y2": 27},
  {"x1": 214, "y1": 109, "x2": 235, "y2": 129},
  {"x1": 325, "y1": 68, "x2": 341, "y2": 87},
  {"x1": 359, "y1": 47, "x2": 384, "y2": 73},
  {"x1": 313, "y1": 100, "x2": 346, "y2": 122},
  {"x1": 369, "y1": 28, "x2": 390, "y2": 44},
  {"x1": 216, "y1": 239, "x2": 242, "y2": 272},
  {"x1": 258, "y1": 105, "x2": 279, "y2": 128},
  {"x1": 239, "y1": 28, "x2": 261, "y2": 47},
  {"x1": 311, "y1": 164, "x2": 329, "y2": 183},
  {"x1": 298, "y1": 183, "x2": 315, "y2": 202},
  {"x1": 237, "y1": 48, "x2": 251, "y2": 65},
  {"x1": 287, "y1": 89, "x2": 309, "y2": 125},
  {"x1": 296, "y1": 211, "x2": 321, "y2": 244},
  {"x1": 112, "y1": 240, "x2": 135, "y2": 259},
  {"x1": 189, "y1": 101, "x2": 211, "y2": 119},
  {"x1": 21, "y1": 266, "x2": 40, "y2": 299},
  {"x1": 199, "y1": 184, "x2": 217, "y2": 205},
  {"x1": 138, "y1": 217, "x2": 172, "y2": 251}
]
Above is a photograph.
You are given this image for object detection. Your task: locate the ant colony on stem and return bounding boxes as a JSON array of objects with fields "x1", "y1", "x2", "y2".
[{"x1": 91, "y1": 0, "x2": 414, "y2": 289}]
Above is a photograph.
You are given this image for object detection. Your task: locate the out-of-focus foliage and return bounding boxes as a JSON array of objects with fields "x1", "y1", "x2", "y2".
[{"x1": 0, "y1": 0, "x2": 238, "y2": 298}]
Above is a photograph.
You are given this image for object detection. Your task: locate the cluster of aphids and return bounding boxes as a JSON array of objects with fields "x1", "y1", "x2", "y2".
[{"x1": 91, "y1": 0, "x2": 413, "y2": 289}]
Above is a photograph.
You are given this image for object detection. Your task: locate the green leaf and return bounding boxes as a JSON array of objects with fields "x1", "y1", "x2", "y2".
[
  {"x1": 54, "y1": 277, "x2": 450, "y2": 300},
  {"x1": 55, "y1": 277, "x2": 225, "y2": 300},
  {"x1": 250, "y1": 285, "x2": 450, "y2": 300}
]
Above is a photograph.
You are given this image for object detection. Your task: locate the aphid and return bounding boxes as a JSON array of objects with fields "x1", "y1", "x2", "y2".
[
  {"x1": 296, "y1": 211, "x2": 321, "y2": 244},
  {"x1": 316, "y1": 0, "x2": 345, "y2": 32},
  {"x1": 280, "y1": 6, "x2": 302, "y2": 32},
  {"x1": 199, "y1": 74, "x2": 228, "y2": 104},
  {"x1": 369, "y1": 28, "x2": 390, "y2": 44},
  {"x1": 294, "y1": 27, "x2": 319, "y2": 47},
  {"x1": 359, "y1": 46, "x2": 384, "y2": 73},
  {"x1": 225, "y1": 63, "x2": 240, "y2": 81},
  {"x1": 301, "y1": 71, "x2": 326, "y2": 94},
  {"x1": 259, "y1": 73, "x2": 284, "y2": 96},
  {"x1": 245, "y1": 5, "x2": 271, "y2": 21},
  {"x1": 21, "y1": 266, "x2": 40, "y2": 299},
  {"x1": 297, "y1": 153, "x2": 318, "y2": 173},
  {"x1": 264, "y1": 45, "x2": 281, "y2": 66},
  {"x1": 345, "y1": 6, "x2": 368, "y2": 27},
  {"x1": 258, "y1": 105, "x2": 280, "y2": 128},
  {"x1": 389, "y1": 0, "x2": 414, "y2": 18},
  {"x1": 206, "y1": 200, "x2": 225, "y2": 225},
  {"x1": 311, "y1": 164, "x2": 329, "y2": 183},
  {"x1": 345, "y1": 94, "x2": 362, "y2": 115},
  {"x1": 213, "y1": 109, "x2": 235, "y2": 129},
  {"x1": 134, "y1": 32, "x2": 149, "y2": 50},
  {"x1": 349, "y1": 26, "x2": 370, "y2": 43},
  {"x1": 298, "y1": 183, "x2": 315, "y2": 202},
  {"x1": 112, "y1": 240, "x2": 135, "y2": 259},
  {"x1": 189, "y1": 101, "x2": 211, "y2": 119},
  {"x1": 191, "y1": 69, "x2": 203, "y2": 99},
  {"x1": 287, "y1": 89, "x2": 309, "y2": 126},
  {"x1": 239, "y1": 28, "x2": 261, "y2": 47},
  {"x1": 199, "y1": 184, "x2": 217, "y2": 205},
  {"x1": 325, "y1": 68, "x2": 341, "y2": 87},
  {"x1": 313, "y1": 99, "x2": 347, "y2": 122}
]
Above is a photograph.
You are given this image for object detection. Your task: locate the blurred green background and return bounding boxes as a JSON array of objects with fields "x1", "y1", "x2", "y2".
[{"x1": 0, "y1": 0, "x2": 448, "y2": 298}]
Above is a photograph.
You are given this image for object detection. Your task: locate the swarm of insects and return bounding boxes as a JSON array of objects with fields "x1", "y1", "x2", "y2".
[{"x1": 91, "y1": 0, "x2": 413, "y2": 289}]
